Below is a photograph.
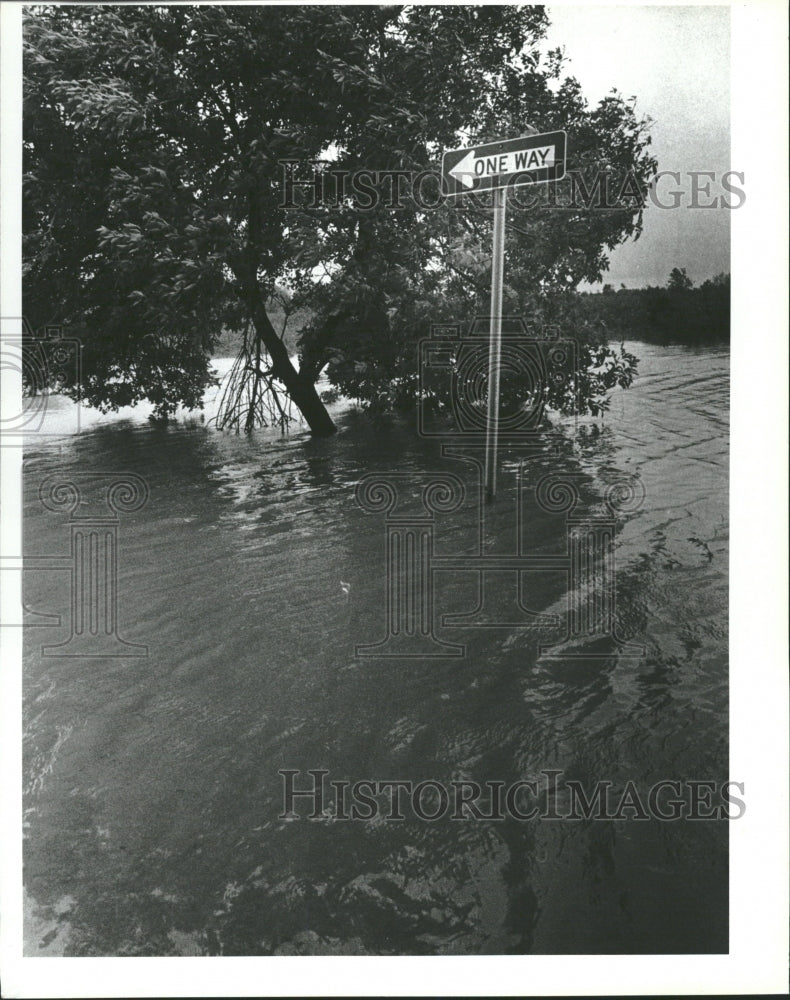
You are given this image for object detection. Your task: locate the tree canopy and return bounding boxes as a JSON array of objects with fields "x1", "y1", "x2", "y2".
[
  {"x1": 667, "y1": 266, "x2": 693, "y2": 291},
  {"x1": 24, "y1": 4, "x2": 656, "y2": 433}
]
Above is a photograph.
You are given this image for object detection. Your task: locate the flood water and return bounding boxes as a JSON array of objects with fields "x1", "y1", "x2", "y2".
[{"x1": 22, "y1": 341, "x2": 729, "y2": 955}]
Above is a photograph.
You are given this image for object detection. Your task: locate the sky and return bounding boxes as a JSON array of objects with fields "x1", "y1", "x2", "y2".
[{"x1": 544, "y1": 4, "x2": 731, "y2": 288}]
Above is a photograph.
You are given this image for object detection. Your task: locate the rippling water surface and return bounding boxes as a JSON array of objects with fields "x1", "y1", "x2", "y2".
[{"x1": 23, "y1": 342, "x2": 728, "y2": 955}]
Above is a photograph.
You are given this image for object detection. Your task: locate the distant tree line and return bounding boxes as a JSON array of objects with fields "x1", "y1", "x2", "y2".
[{"x1": 572, "y1": 270, "x2": 730, "y2": 345}]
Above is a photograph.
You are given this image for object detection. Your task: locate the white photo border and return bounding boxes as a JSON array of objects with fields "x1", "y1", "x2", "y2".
[{"x1": 1, "y1": 1, "x2": 787, "y2": 995}]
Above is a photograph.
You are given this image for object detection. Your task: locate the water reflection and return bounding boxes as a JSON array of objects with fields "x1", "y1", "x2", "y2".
[{"x1": 23, "y1": 343, "x2": 728, "y2": 954}]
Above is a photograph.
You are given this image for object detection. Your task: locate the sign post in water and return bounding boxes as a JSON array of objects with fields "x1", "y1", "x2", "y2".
[{"x1": 441, "y1": 129, "x2": 567, "y2": 499}]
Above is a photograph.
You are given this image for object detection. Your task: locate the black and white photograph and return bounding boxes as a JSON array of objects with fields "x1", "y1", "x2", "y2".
[{"x1": 0, "y1": 1, "x2": 787, "y2": 996}]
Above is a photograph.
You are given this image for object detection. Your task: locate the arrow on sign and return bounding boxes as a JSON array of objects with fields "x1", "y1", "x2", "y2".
[
  {"x1": 441, "y1": 130, "x2": 566, "y2": 196},
  {"x1": 449, "y1": 145, "x2": 556, "y2": 188}
]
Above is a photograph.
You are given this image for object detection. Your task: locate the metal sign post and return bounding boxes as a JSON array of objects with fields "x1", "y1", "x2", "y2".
[
  {"x1": 441, "y1": 128, "x2": 567, "y2": 502},
  {"x1": 484, "y1": 186, "x2": 506, "y2": 500}
]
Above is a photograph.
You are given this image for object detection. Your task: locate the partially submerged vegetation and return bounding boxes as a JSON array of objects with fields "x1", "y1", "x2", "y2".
[{"x1": 24, "y1": 5, "x2": 657, "y2": 434}]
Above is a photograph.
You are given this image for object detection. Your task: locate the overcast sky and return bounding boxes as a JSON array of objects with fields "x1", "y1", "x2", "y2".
[{"x1": 544, "y1": 4, "x2": 731, "y2": 288}]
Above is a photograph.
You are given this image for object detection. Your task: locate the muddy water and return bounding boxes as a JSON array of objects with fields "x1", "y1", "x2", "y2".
[{"x1": 23, "y1": 342, "x2": 728, "y2": 954}]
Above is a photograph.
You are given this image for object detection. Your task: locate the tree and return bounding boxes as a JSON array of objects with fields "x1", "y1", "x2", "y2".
[
  {"x1": 24, "y1": 5, "x2": 656, "y2": 433},
  {"x1": 667, "y1": 267, "x2": 693, "y2": 291}
]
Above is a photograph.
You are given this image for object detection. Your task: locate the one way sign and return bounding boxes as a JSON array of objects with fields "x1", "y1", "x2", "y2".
[{"x1": 441, "y1": 130, "x2": 567, "y2": 197}]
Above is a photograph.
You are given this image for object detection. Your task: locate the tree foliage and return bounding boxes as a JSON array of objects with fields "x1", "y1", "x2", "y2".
[
  {"x1": 667, "y1": 266, "x2": 693, "y2": 291},
  {"x1": 24, "y1": 5, "x2": 656, "y2": 431}
]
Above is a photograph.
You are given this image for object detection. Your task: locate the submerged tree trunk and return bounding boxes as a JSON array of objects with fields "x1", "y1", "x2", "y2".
[
  {"x1": 238, "y1": 272, "x2": 336, "y2": 437},
  {"x1": 281, "y1": 366, "x2": 337, "y2": 437}
]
